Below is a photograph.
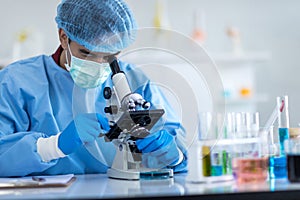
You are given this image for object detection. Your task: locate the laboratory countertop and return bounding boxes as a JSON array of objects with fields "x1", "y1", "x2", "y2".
[{"x1": 2, "y1": 173, "x2": 300, "y2": 200}]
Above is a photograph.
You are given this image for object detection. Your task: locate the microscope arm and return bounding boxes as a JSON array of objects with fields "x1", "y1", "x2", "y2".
[{"x1": 109, "y1": 58, "x2": 150, "y2": 111}]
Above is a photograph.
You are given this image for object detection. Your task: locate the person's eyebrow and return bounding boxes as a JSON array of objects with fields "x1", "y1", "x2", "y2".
[
  {"x1": 79, "y1": 48, "x2": 92, "y2": 55},
  {"x1": 79, "y1": 48, "x2": 119, "y2": 57}
]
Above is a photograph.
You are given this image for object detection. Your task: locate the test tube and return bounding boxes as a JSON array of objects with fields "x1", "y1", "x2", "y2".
[
  {"x1": 235, "y1": 112, "x2": 243, "y2": 138},
  {"x1": 202, "y1": 145, "x2": 211, "y2": 177},
  {"x1": 244, "y1": 112, "x2": 251, "y2": 138},
  {"x1": 198, "y1": 112, "x2": 212, "y2": 140},
  {"x1": 225, "y1": 113, "x2": 234, "y2": 139},
  {"x1": 222, "y1": 147, "x2": 232, "y2": 175},
  {"x1": 210, "y1": 146, "x2": 223, "y2": 176},
  {"x1": 250, "y1": 112, "x2": 260, "y2": 137},
  {"x1": 197, "y1": 112, "x2": 212, "y2": 177},
  {"x1": 231, "y1": 112, "x2": 237, "y2": 138},
  {"x1": 277, "y1": 96, "x2": 289, "y2": 155},
  {"x1": 269, "y1": 96, "x2": 289, "y2": 179}
]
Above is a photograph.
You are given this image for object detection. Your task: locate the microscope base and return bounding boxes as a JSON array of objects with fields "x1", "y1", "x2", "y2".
[
  {"x1": 140, "y1": 168, "x2": 174, "y2": 180},
  {"x1": 107, "y1": 168, "x2": 174, "y2": 180},
  {"x1": 107, "y1": 168, "x2": 140, "y2": 180}
]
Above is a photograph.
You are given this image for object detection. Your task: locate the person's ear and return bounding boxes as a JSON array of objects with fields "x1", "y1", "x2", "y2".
[{"x1": 59, "y1": 29, "x2": 68, "y2": 50}]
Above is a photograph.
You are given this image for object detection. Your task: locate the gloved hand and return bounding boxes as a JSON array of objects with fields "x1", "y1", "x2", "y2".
[
  {"x1": 136, "y1": 130, "x2": 181, "y2": 169},
  {"x1": 58, "y1": 113, "x2": 110, "y2": 155}
]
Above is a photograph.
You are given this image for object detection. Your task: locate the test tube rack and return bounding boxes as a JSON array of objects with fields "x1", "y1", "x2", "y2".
[{"x1": 186, "y1": 137, "x2": 260, "y2": 183}]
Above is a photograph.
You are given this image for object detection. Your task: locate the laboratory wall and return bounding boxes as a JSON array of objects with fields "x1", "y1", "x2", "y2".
[
  {"x1": 126, "y1": 0, "x2": 300, "y2": 127},
  {"x1": 0, "y1": 0, "x2": 300, "y2": 127},
  {"x1": 0, "y1": 0, "x2": 61, "y2": 60}
]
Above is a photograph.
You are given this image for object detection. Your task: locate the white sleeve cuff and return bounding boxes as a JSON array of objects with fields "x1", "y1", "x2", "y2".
[
  {"x1": 36, "y1": 132, "x2": 66, "y2": 162},
  {"x1": 169, "y1": 147, "x2": 184, "y2": 167}
]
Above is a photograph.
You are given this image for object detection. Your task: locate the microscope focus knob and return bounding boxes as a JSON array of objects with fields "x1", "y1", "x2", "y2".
[
  {"x1": 104, "y1": 105, "x2": 118, "y2": 114},
  {"x1": 103, "y1": 87, "x2": 112, "y2": 99}
]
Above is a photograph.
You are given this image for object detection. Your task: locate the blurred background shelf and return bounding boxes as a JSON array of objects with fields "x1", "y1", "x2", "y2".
[
  {"x1": 212, "y1": 51, "x2": 271, "y2": 113},
  {"x1": 224, "y1": 94, "x2": 269, "y2": 105},
  {"x1": 211, "y1": 51, "x2": 272, "y2": 66}
]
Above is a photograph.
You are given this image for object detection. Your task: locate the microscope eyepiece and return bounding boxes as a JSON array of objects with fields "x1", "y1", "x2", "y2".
[{"x1": 109, "y1": 58, "x2": 122, "y2": 75}]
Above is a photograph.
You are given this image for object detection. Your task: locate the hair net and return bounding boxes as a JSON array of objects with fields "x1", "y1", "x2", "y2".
[{"x1": 55, "y1": 0, "x2": 137, "y2": 53}]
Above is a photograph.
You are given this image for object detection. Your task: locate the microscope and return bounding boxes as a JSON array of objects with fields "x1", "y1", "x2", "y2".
[{"x1": 100, "y1": 57, "x2": 172, "y2": 180}]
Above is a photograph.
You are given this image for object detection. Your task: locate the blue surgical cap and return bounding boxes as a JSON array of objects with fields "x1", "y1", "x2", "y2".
[{"x1": 55, "y1": 0, "x2": 137, "y2": 53}]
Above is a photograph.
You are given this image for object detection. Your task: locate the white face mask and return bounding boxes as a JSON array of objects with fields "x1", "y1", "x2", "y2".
[{"x1": 65, "y1": 43, "x2": 111, "y2": 89}]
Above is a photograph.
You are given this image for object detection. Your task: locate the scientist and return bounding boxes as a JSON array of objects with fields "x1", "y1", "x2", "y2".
[{"x1": 0, "y1": 0, "x2": 187, "y2": 177}]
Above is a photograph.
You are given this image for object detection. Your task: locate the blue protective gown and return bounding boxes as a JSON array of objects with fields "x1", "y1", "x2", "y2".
[{"x1": 0, "y1": 55, "x2": 187, "y2": 177}]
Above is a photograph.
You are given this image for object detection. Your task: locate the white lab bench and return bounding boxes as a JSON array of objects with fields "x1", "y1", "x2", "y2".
[{"x1": 1, "y1": 173, "x2": 300, "y2": 199}]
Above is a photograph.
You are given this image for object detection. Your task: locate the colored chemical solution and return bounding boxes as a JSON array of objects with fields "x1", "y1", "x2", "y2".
[
  {"x1": 211, "y1": 165, "x2": 223, "y2": 176},
  {"x1": 279, "y1": 128, "x2": 289, "y2": 155},
  {"x1": 202, "y1": 146, "x2": 211, "y2": 177},
  {"x1": 233, "y1": 157, "x2": 269, "y2": 184},
  {"x1": 222, "y1": 150, "x2": 232, "y2": 175},
  {"x1": 211, "y1": 151, "x2": 223, "y2": 176},
  {"x1": 287, "y1": 154, "x2": 300, "y2": 182},
  {"x1": 269, "y1": 156, "x2": 287, "y2": 179}
]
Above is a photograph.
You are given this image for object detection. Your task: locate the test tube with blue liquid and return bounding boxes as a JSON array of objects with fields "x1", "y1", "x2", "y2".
[
  {"x1": 269, "y1": 96, "x2": 289, "y2": 179},
  {"x1": 277, "y1": 96, "x2": 289, "y2": 155},
  {"x1": 210, "y1": 146, "x2": 223, "y2": 176}
]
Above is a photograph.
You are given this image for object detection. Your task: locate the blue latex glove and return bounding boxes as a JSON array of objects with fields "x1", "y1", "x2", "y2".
[
  {"x1": 136, "y1": 130, "x2": 181, "y2": 169},
  {"x1": 58, "y1": 113, "x2": 110, "y2": 155}
]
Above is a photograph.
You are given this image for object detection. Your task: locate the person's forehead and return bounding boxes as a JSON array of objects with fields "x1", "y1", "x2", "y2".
[{"x1": 71, "y1": 40, "x2": 116, "y2": 57}]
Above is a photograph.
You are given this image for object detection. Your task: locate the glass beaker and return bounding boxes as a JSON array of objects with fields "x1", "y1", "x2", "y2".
[
  {"x1": 285, "y1": 138, "x2": 300, "y2": 182},
  {"x1": 232, "y1": 128, "x2": 269, "y2": 184},
  {"x1": 269, "y1": 126, "x2": 287, "y2": 179}
]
